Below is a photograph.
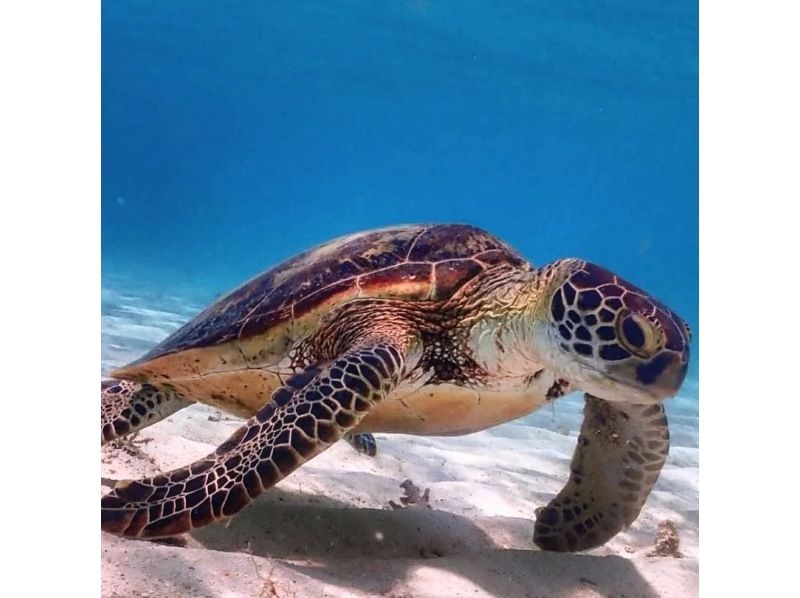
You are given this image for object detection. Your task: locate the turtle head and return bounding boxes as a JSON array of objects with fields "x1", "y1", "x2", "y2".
[{"x1": 534, "y1": 260, "x2": 691, "y2": 404}]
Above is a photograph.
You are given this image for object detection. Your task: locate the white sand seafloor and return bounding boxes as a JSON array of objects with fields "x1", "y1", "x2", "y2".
[{"x1": 100, "y1": 275, "x2": 699, "y2": 598}]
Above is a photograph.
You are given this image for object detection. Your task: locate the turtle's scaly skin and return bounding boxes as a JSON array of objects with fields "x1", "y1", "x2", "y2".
[
  {"x1": 99, "y1": 379, "x2": 376, "y2": 456},
  {"x1": 103, "y1": 341, "x2": 414, "y2": 538},
  {"x1": 533, "y1": 397, "x2": 670, "y2": 551},
  {"x1": 101, "y1": 224, "x2": 691, "y2": 551},
  {"x1": 101, "y1": 379, "x2": 190, "y2": 444}
]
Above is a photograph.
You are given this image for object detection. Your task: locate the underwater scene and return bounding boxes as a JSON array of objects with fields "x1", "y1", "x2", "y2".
[{"x1": 101, "y1": 1, "x2": 698, "y2": 597}]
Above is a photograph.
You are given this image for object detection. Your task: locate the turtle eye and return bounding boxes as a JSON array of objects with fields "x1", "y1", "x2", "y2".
[{"x1": 617, "y1": 312, "x2": 661, "y2": 357}]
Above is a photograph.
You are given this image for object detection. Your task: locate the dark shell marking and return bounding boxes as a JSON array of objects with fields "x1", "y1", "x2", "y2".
[{"x1": 131, "y1": 225, "x2": 530, "y2": 365}]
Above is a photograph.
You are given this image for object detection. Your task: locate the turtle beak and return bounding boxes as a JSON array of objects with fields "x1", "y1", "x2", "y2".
[
  {"x1": 632, "y1": 351, "x2": 689, "y2": 401},
  {"x1": 594, "y1": 351, "x2": 688, "y2": 405}
]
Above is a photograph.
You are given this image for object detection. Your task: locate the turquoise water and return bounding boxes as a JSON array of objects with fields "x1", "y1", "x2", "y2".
[{"x1": 102, "y1": 1, "x2": 697, "y2": 424}]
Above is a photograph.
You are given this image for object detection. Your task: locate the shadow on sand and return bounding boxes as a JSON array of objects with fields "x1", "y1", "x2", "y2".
[{"x1": 189, "y1": 487, "x2": 660, "y2": 598}]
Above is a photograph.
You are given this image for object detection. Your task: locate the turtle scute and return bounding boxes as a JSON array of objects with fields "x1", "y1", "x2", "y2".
[{"x1": 126, "y1": 224, "x2": 529, "y2": 366}]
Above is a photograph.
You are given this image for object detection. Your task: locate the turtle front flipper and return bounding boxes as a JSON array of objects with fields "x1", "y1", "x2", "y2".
[
  {"x1": 101, "y1": 340, "x2": 412, "y2": 538},
  {"x1": 533, "y1": 395, "x2": 670, "y2": 552},
  {"x1": 101, "y1": 379, "x2": 192, "y2": 445}
]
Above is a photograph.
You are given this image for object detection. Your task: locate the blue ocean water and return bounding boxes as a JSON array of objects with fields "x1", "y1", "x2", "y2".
[{"x1": 102, "y1": 0, "x2": 697, "y2": 422}]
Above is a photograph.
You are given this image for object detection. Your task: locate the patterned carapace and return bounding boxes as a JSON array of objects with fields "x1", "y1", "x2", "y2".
[{"x1": 129, "y1": 224, "x2": 529, "y2": 366}]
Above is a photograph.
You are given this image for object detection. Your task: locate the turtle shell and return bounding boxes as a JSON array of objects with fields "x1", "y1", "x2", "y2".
[{"x1": 113, "y1": 224, "x2": 531, "y2": 388}]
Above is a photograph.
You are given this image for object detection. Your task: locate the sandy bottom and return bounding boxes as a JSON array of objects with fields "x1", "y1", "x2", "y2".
[
  {"x1": 101, "y1": 276, "x2": 698, "y2": 597},
  {"x1": 101, "y1": 402, "x2": 697, "y2": 598}
]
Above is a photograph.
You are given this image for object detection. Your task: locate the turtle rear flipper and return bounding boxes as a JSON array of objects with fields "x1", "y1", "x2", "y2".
[
  {"x1": 101, "y1": 379, "x2": 191, "y2": 445},
  {"x1": 101, "y1": 339, "x2": 411, "y2": 538},
  {"x1": 533, "y1": 395, "x2": 670, "y2": 552},
  {"x1": 345, "y1": 433, "x2": 378, "y2": 457}
]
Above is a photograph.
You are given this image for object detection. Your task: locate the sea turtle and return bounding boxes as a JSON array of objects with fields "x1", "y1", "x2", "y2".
[{"x1": 101, "y1": 224, "x2": 690, "y2": 552}]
